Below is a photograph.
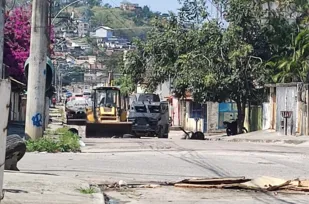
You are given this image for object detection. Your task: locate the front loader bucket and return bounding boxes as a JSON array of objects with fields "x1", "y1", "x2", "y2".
[{"x1": 85, "y1": 122, "x2": 133, "y2": 138}]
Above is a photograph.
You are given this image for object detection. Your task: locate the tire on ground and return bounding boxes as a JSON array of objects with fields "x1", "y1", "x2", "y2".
[
  {"x1": 68, "y1": 128, "x2": 79, "y2": 135},
  {"x1": 242, "y1": 127, "x2": 248, "y2": 133},
  {"x1": 191, "y1": 131, "x2": 205, "y2": 140},
  {"x1": 158, "y1": 125, "x2": 168, "y2": 139},
  {"x1": 6, "y1": 134, "x2": 26, "y2": 161}
]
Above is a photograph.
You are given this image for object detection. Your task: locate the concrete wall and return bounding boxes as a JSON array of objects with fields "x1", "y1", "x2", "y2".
[
  {"x1": 10, "y1": 91, "x2": 23, "y2": 121},
  {"x1": 0, "y1": 80, "x2": 12, "y2": 199},
  {"x1": 262, "y1": 102, "x2": 271, "y2": 130},
  {"x1": 95, "y1": 28, "x2": 113, "y2": 38},
  {"x1": 207, "y1": 102, "x2": 219, "y2": 132},
  {"x1": 183, "y1": 101, "x2": 205, "y2": 132},
  {"x1": 137, "y1": 81, "x2": 171, "y2": 101},
  {"x1": 244, "y1": 106, "x2": 263, "y2": 132},
  {"x1": 171, "y1": 98, "x2": 180, "y2": 126},
  {"x1": 154, "y1": 81, "x2": 171, "y2": 101}
]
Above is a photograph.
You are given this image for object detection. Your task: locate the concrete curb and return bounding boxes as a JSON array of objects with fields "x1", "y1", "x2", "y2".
[
  {"x1": 90, "y1": 185, "x2": 105, "y2": 204},
  {"x1": 220, "y1": 138, "x2": 308, "y2": 145},
  {"x1": 2, "y1": 171, "x2": 104, "y2": 204}
]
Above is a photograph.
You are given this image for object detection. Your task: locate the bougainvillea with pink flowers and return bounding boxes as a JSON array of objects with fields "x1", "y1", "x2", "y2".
[{"x1": 4, "y1": 6, "x2": 54, "y2": 82}]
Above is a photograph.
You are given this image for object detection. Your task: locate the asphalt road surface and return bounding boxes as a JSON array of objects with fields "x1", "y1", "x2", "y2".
[{"x1": 18, "y1": 130, "x2": 309, "y2": 203}]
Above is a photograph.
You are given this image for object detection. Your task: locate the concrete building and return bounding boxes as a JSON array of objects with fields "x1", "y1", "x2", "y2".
[
  {"x1": 120, "y1": 2, "x2": 141, "y2": 11},
  {"x1": 77, "y1": 21, "x2": 89, "y2": 37},
  {"x1": 91, "y1": 26, "x2": 113, "y2": 38}
]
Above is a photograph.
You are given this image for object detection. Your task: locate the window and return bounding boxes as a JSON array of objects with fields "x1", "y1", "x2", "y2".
[
  {"x1": 148, "y1": 105, "x2": 160, "y2": 113},
  {"x1": 190, "y1": 102, "x2": 203, "y2": 119},
  {"x1": 135, "y1": 106, "x2": 147, "y2": 113},
  {"x1": 96, "y1": 89, "x2": 118, "y2": 106}
]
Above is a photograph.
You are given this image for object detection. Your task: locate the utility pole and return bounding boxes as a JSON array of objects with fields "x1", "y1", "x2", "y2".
[
  {"x1": 0, "y1": 0, "x2": 4, "y2": 79},
  {"x1": 25, "y1": 0, "x2": 48, "y2": 140}
]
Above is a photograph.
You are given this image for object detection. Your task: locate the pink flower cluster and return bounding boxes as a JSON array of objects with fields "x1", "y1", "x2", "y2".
[{"x1": 4, "y1": 6, "x2": 54, "y2": 82}]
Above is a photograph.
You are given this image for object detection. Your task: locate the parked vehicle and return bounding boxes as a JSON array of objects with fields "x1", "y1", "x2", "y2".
[
  {"x1": 223, "y1": 119, "x2": 248, "y2": 136},
  {"x1": 83, "y1": 90, "x2": 91, "y2": 100},
  {"x1": 127, "y1": 93, "x2": 170, "y2": 138},
  {"x1": 65, "y1": 96, "x2": 89, "y2": 125},
  {"x1": 85, "y1": 72, "x2": 132, "y2": 138}
]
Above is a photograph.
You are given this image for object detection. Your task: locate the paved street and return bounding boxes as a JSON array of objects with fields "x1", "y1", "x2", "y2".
[{"x1": 16, "y1": 130, "x2": 309, "y2": 203}]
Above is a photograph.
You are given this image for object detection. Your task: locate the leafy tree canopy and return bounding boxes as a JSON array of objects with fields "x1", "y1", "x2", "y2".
[{"x1": 123, "y1": 0, "x2": 300, "y2": 131}]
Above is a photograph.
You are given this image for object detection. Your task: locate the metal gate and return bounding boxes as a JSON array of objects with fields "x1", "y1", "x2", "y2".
[{"x1": 276, "y1": 86, "x2": 297, "y2": 135}]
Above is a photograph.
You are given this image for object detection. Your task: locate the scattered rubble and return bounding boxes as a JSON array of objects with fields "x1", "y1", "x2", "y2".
[
  {"x1": 175, "y1": 176, "x2": 309, "y2": 193},
  {"x1": 100, "y1": 176, "x2": 309, "y2": 195}
]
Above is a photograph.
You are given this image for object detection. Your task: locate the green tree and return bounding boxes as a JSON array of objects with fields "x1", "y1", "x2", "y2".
[
  {"x1": 267, "y1": 29, "x2": 309, "y2": 83},
  {"x1": 123, "y1": 0, "x2": 289, "y2": 132},
  {"x1": 104, "y1": 51, "x2": 124, "y2": 73},
  {"x1": 87, "y1": 0, "x2": 101, "y2": 7}
]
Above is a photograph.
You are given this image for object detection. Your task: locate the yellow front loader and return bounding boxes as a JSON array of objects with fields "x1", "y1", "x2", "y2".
[{"x1": 85, "y1": 72, "x2": 132, "y2": 138}]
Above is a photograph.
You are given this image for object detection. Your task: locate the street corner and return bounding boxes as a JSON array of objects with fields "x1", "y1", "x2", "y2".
[{"x1": 2, "y1": 171, "x2": 104, "y2": 204}]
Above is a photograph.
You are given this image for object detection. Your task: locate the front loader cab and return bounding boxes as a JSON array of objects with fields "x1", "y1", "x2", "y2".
[
  {"x1": 92, "y1": 87, "x2": 122, "y2": 121},
  {"x1": 95, "y1": 88, "x2": 120, "y2": 108}
]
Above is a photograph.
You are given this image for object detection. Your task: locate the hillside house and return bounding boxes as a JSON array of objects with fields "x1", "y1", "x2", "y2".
[
  {"x1": 76, "y1": 56, "x2": 96, "y2": 65},
  {"x1": 66, "y1": 38, "x2": 90, "y2": 50},
  {"x1": 97, "y1": 37, "x2": 130, "y2": 49},
  {"x1": 77, "y1": 21, "x2": 89, "y2": 37},
  {"x1": 120, "y1": 2, "x2": 141, "y2": 11},
  {"x1": 91, "y1": 26, "x2": 113, "y2": 38}
]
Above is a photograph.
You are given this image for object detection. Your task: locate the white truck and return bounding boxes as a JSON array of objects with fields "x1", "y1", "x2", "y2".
[
  {"x1": 127, "y1": 93, "x2": 170, "y2": 138},
  {"x1": 65, "y1": 95, "x2": 91, "y2": 124}
]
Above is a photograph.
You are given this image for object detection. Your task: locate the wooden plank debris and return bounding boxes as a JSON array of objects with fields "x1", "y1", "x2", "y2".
[
  {"x1": 178, "y1": 177, "x2": 250, "y2": 185},
  {"x1": 174, "y1": 176, "x2": 309, "y2": 193}
]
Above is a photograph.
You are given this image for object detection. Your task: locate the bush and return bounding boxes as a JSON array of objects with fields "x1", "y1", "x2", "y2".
[{"x1": 26, "y1": 127, "x2": 80, "y2": 153}]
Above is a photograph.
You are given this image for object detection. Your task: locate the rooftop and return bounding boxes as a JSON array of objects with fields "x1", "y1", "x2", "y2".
[{"x1": 94, "y1": 26, "x2": 113, "y2": 31}]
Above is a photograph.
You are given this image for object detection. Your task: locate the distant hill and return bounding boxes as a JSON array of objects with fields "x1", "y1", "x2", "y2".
[{"x1": 69, "y1": 3, "x2": 166, "y2": 40}]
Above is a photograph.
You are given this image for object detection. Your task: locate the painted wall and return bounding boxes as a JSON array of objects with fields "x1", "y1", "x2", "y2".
[
  {"x1": 95, "y1": 28, "x2": 113, "y2": 38},
  {"x1": 262, "y1": 102, "x2": 271, "y2": 130},
  {"x1": 244, "y1": 106, "x2": 263, "y2": 132},
  {"x1": 154, "y1": 81, "x2": 171, "y2": 101},
  {"x1": 0, "y1": 80, "x2": 12, "y2": 198},
  {"x1": 207, "y1": 102, "x2": 219, "y2": 132},
  {"x1": 183, "y1": 101, "x2": 205, "y2": 132},
  {"x1": 171, "y1": 98, "x2": 180, "y2": 126}
]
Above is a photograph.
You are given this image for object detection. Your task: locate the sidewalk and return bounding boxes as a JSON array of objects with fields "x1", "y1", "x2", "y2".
[
  {"x1": 206, "y1": 130, "x2": 309, "y2": 145},
  {"x1": 2, "y1": 171, "x2": 104, "y2": 204}
]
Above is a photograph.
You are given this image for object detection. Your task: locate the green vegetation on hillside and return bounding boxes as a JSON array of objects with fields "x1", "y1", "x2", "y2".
[{"x1": 69, "y1": 3, "x2": 164, "y2": 40}]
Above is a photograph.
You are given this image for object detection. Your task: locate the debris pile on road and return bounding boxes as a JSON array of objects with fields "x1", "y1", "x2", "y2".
[
  {"x1": 175, "y1": 176, "x2": 309, "y2": 193},
  {"x1": 101, "y1": 181, "x2": 163, "y2": 191}
]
